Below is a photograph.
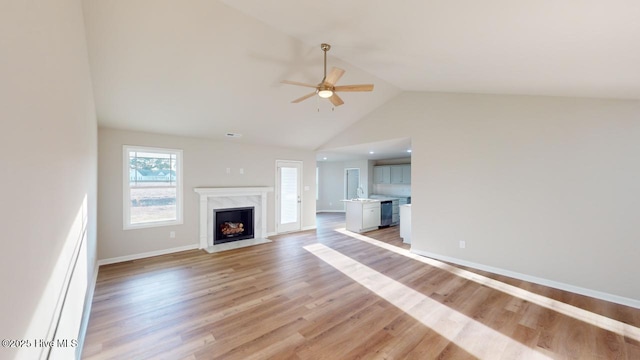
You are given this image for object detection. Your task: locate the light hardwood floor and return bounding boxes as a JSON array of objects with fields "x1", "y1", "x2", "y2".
[{"x1": 83, "y1": 213, "x2": 640, "y2": 359}]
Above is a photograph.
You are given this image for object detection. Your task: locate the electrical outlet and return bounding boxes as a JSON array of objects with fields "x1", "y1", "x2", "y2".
[
  {"x1": 226, "y1": 168, "x2": 231, "y2": 174},
  {"x1": 459, "y1": 240, "x2": 466, "y2": 249},
  {"x1": 170, "y1": 231, "x2": 176, "y2": 238},
  {"x1": 239, "y1": 168, "x2": 244, "y2": 174}
]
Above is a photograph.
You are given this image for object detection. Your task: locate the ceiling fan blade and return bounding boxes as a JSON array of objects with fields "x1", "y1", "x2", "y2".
[
  {"x1": 282, "y1": 80, "x2": 318, "y2": 88},
  {"x1": 324, "y1": 67, "x2": 345, "y2": 86},
  {"x1": 291, "y1": 92, "x2": 317, "y2": 103},
  {"x1": 334, "y1": 84, "x2": 374, "y2": 92},
  {"x1": 329, "y1": 93, "x2": 344, "y2": 106}
]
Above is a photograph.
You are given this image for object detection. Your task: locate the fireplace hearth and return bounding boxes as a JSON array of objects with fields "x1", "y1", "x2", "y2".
[{"x1": 214, "y1": 207, "x2": 254, "y2": 244}]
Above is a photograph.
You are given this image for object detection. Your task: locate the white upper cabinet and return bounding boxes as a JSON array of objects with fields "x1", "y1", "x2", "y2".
[
  {"x1": 373, "y1": 166, "x2": 391, "y2": 184},
  {"x1": 401, "y1": 165, "x2": 411, "y2": 184},
  {"x1": 390, "y1": 166, "x2": 403, "y2": 183},
  {"x1": 374, "y1": 165, "x2": 411, "y2": 184}
]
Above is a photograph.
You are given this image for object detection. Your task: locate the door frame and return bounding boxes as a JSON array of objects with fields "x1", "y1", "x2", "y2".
[
  {"x1": 275, "y1": 160, "x2": 303, "y2": 234},
  {"x1": 344, "y1": 167, "x2": 360, "y2": 200}
]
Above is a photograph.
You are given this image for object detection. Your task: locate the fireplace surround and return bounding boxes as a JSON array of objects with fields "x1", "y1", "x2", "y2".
[{"x1": 194, "y1": 187, "x2": 273, "y2": 252}]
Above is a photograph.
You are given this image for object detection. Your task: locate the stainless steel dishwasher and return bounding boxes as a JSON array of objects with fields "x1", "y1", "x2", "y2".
[{"x1": 380, "y1": 200, "x2": 393, "y2": 227}]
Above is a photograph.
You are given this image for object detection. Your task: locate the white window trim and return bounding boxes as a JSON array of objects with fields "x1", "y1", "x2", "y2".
[{"x1": 123, "y1": 145, "x2": 184, "y2": 230}]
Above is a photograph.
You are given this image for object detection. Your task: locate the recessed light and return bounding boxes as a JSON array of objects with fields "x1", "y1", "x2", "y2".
[
  {"x1": 225, "y1": 133, "x2": 242, "y2": 138},
  {"x1": 369, "y1": 151, "x2": 374, "y2": 154},
  {"x1": 323, "y1": 157, "x2": 327, "y2": 160},
  {"x1": 407, "y1": 149, "x2": 412, "y2": 153}
]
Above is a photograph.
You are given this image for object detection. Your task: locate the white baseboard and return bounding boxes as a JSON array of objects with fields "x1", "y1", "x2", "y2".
[
  {"x1": 263, "y1": 231, "x2": 317, "y2": 238},
  {"x1": 411, "y1": 248, "x2": 640, "y2": 309},
  {"x1": 97, "y1": 244, "x2": 199, "y2": 266},
  {"x1": 269, "y1": 225, "x2": 316, "y2": 237},
  {"x1": 316, "y1": 210, "x2": 345, "y2": 213}
]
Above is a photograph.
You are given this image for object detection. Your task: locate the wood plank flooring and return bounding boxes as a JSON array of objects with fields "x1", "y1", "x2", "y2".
[{"x1": 82, "y1": 213, "x2": 640, "y2": 359}]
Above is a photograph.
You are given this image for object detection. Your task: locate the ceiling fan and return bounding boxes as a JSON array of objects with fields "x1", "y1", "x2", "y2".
[{"x1": 281, "y1": 43, "x2": 374, "y2": 107}]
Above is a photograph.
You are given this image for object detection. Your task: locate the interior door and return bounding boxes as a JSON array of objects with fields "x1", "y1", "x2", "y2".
[{"x1": 276, "y1": 160, "x2": 302, "y2": 233}]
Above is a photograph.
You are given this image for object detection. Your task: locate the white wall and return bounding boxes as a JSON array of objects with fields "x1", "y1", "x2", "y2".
[
  {"x1": 321, "y1": 91, "x2": 640, "y2": 305},
  {"x1": 344, "y1": 159, "x2": 371, "y2": 197},
  {"x1": 316, "y1": 161, "x2": 345, "y2": 212},
  {"x1": 316, "y1": 159, "x2": 373, "y2": 212},
  {"x1": 98, "y1": 128, "x2": 317, "y2": 260},
  {"x1": 0, "y1": 0, "x2": 98, "y2": 358}
]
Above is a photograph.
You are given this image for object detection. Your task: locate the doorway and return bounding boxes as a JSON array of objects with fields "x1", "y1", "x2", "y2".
[{"x1": 345, "y1": 168, "x2": 360, "y2": 200}]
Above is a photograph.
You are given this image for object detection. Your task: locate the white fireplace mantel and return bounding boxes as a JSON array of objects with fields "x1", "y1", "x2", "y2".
[{"x1": 194, "y1": 187, "x2": 273, "y2": 251}]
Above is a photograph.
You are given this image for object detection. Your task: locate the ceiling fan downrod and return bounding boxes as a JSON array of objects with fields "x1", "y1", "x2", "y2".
[{"x1": 320, "y1": 43, "x2": 331, "y2": 83}]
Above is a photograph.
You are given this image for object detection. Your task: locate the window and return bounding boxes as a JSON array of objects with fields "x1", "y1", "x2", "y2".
[{"x1": 123, "y1": 146, "x2": 183, "y2": 229}]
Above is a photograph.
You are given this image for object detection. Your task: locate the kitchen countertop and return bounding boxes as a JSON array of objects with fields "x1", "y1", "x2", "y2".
[
  {"x1": 341, "y1": 199, "x2": 382, "y2": 203},
  {"x1": 369, "y1": 195, "x2": 400, "y2": 201},
  {"x1": 370, "y1": 194, "x2": 411, "y2": 202}
]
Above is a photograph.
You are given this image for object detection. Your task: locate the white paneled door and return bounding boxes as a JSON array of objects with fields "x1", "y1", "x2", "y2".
[{"x1": 276, "y1": 160, "x2": 302, "y2": 233}]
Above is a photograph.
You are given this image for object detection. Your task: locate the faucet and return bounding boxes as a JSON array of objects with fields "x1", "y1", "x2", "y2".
[{"x1": 356, "y1": 186, "x2": 364, "y2": 199}]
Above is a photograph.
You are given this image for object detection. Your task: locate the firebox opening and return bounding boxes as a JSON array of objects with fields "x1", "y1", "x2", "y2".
[{"x1": 214, "y1": 206, "x2": 254, "y2": 244}]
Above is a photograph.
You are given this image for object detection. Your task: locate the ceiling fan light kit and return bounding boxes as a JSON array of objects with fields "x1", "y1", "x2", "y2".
[
  {"x1": 317, "y1": 87, "x2": 333, "y2": 98},
  {"x1": 281, "y1": 43, "x2": 374, "y2": 107}
]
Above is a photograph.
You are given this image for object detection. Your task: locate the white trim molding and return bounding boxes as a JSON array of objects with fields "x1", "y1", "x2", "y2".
[
  {"x1": 194, "y1": 187, "x2": 273, "y2": 250},
  {"x1": 97, "y1": 244, "x2": 199, "y2": 266},
  {"x1": 411, "y1": 248, "x2": 640, "y2": 309},
  {"x1": 76, "y1": 262, "x2": 100, "y2": 357}
]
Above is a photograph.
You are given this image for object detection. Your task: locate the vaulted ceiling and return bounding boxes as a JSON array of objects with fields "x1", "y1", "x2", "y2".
[{"x1": 83, "y1": 0, "x2": 640, "y2": 155}]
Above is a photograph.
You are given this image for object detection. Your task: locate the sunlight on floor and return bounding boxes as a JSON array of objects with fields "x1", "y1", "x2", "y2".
[
  {"x1": 335, "y1": 228, "x2": 640, "y2": 342},
  {"x1": 304, "y1": 243, "x2": 552, "y2": 359}
]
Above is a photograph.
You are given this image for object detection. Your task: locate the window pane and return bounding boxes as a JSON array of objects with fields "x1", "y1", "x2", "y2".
[
  {"x1": 129, "y1": 151, "x2": 176, "y2": 188},
  {"x1": 130, "y1": 186, "x2": 176, "y2": 224},
  {"x1": 280, "y1": 167, "x2": 298, "y2": 224}
]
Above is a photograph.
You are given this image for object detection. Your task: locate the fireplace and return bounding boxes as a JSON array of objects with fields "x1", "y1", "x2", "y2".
[
  {"x1": 214, "y1": 207, "x2": 254, "y2": 244},
  {"x1": 194, "y1": 187, "x2": 272, "y2": 252}
]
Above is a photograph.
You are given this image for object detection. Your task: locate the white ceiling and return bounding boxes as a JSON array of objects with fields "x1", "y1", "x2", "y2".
[
  {"x1": 222, "y1": 0, "x2": 640, "y2": 99},
  {"x1": 83, "y1": 0, "x2": 640, "y2": 159},
  {"x1": 317, "y1": 137, "x2": 412, "y2": 162}
]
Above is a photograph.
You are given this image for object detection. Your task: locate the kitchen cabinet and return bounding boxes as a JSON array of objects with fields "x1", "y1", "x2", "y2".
[
  {"x1": 345, "y1": 200, "x2": 381, "y2": 233},
  {"x1": 374, "y1": 165, "x2": 411, "y2": 184},
  {"x1": 392, "y1": 164, "x2": 410, "y2": 184},
  {"x1": 401, "y1": 165, "x2": 411, "y2": 184},
  {"x1": 390, "y1": 166, "x2": 403, "y2": 183},
  {"x1": 373, "y1": 166, "x2": 390, "y2": 184},
  {"x1": 363, "y1": 202, "x2": 381, "y2": 230},
  {"x1": 400, "y1": 204, "x2": 411, "y2": 244},
  {"x1": 369, "y1": 195, "x2": 403, "y2": 226}
]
